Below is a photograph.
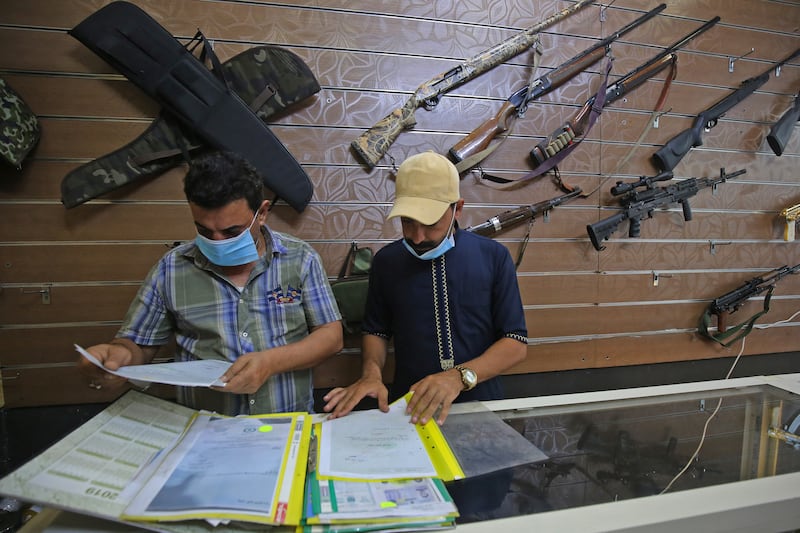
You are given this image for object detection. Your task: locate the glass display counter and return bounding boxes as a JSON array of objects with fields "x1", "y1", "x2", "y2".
[
  {"x1": 17, "y1": 374, "x2": 800, "y2": 532},
  {"x1": 453, "y1": 374, "x2": 800, "y2": 532}
]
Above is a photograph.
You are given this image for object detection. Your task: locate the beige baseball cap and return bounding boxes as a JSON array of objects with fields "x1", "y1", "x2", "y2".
[{"x1": 387, "y1": 151, "x2": 460, "y2": 225}]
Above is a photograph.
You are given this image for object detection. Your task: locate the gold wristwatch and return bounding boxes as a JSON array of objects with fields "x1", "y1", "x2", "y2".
[{"x1": 455, "y1": 365, "x2": 477, "y2": 391}]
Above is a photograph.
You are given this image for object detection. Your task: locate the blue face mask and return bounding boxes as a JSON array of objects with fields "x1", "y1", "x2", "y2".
[
  {"x1": 403, "y1": 207, "x2": 456, "y2": 261},
  {"x1": 195, "y1": 211, "x2": 261, "y2": 266}
]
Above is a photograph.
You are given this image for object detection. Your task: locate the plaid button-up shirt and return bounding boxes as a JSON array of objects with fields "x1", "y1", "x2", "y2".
[{"x1": 117, "y1": 227, "x2": 341, "y2": 415}]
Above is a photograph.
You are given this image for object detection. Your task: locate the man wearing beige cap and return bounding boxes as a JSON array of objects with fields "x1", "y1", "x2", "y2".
[{"x1": 324, "y1": 151, "x2": 527, "y2": 425}]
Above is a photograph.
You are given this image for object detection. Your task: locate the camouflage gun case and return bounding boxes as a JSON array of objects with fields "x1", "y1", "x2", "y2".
[{"x1": 68, "y1": 1, "x2": 317, "y2": 211}]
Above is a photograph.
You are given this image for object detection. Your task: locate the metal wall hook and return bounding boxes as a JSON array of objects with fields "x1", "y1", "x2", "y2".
[
  {"x1": 652, "y1": 271, "x2": 673, "y2": 287},
  {"x1": 708, "y1": 240, "x2": 732, "y2": 255},
  {"x1": 653, "y1": 107, "x2": 672, "y2": 129},
  {"x1": 728, "y1": 48, "x2": 754, "y2": 73},
  {"x1": 21, "y1": 285, "x2": 51, "y2": 305},
  {"x1": 599, "y1": 0, "x2": 616, "y2": 22}
]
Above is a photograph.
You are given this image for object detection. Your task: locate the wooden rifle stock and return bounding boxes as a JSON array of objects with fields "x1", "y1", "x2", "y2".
[
  {"x1": 450, "y1": 46, "x2": 607, "y2": 163},
  {"x1": 716, "y1": 310, "x2": 729, "y2": 333},
  {"x1": 531, "y1": 53, "x2": 676, "y2": 164}
]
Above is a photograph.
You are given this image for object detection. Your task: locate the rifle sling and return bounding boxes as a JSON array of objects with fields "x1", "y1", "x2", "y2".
[
  {"x1": 454, "y1": 37, "x2": 543, "y2": 174},
  {"x1": 611, "y1": 56, "x2": 677, "y2": 176},
  {"x1": 698, "y1": 287, "x2": 774, "y2": 347},
  {"x1": 476, "y1": 55, "x2": 614, "y2": 191},
  {"x1": 130, "y1": 83, "x2": 278, "y2": 167}
]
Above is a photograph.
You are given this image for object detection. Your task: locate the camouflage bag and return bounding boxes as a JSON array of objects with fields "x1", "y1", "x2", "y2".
[
  {"x1": 0, "y1": 77, "x2": 40, "y2": 170},
  {"x1": 61, "y1": 43, "x2": 320, "y2": 208},
  {"x1": 66, "y1": 1, "x2": 319, "y2": 211}
]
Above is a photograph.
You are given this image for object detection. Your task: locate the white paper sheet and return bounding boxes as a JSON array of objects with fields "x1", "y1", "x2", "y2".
[
  {"x1": 76, "y1": 344, "x2": 229, "y2": 387},
  {"x1": 317, "y1": 397, "x2": 437, "y2": 480}
]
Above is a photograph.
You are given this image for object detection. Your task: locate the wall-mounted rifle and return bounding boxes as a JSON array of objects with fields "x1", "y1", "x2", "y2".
[
  {"x1": 466, "y1": 188, "x2": 582, "y2": 268},
  {"x1": 349, "y1": 0, "x2": 595, "y2": 169},
  {"x1": 586, "y1": 167, "x2": 745, "y2": 251},
  {"x1": 477, "y1": 16, "x2": 720, "y2": 190},
  {"x1": 699, "y1": 263, "x2": 800, "y2": 346},
  {"x1": 448, "y1": 3, "x2": 667, "y2": 172},
  {"x1": 652, "y1": 47, "x2": 800, "y2": 171}
]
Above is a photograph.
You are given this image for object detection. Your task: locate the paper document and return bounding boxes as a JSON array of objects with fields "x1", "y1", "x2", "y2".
[
  {"x1": 317, "y1": 396, "x2": 446, "y2": 480},
  {"x1": 0, "y1": 391, "x2": 195, "y2": 525},
  {"x1": 0, "y1": 390, "x2": 311, "y2": 529},
  {"x1": 76, "y1": 344, "x2": 230, "y2": 387},
  {"x1": 309, "y1": 474, "x2": 458, "y2": 522},
  {"x1": 123, "y1": 413, "x2": 309, "y2": 525}
]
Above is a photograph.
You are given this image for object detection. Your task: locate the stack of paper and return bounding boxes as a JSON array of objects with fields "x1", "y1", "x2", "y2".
[
  {"x1": 302, "y1": 471, "x2": 457, "y2": 531},
  {"x1": 0, "y1": 389, "x2": 546, "y2": 531},
  {"x1": 300, "y1": 395, "x2": 460, "y2": 530},
  {"x1": 315, "y1": 395, "x2": 464, "y2": 482}
]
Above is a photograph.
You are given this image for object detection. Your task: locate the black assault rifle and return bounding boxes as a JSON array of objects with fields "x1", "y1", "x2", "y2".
[
  {"x1": 466, "y1": 188, "x2": 582, "y2": 237},
  {"x1": 349, "y1": 0, "x2": 595, "y2": 169},
  {"x1": 587, "y1": 167, "x2": 745, "y2": 251},
  {"x1": 448, "y1": 4, "x2": 667, "y2": 167},
  {"x1": 699, "y1": 263, "x2": 800, "y2": 346},
  {"x1": 653, "y1": 47, "x2": 800, "y2": 171},
  {"x1": 767, "y1": 89, "x2": 800, "y2": 156},
  {"x1": 526, "y1": 16, "x2": 720, "y2": 171}
]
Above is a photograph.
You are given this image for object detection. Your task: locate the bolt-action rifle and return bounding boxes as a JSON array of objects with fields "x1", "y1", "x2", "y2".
[
  {"x1": 780, "y1": 203, "x2": 800, "y2": 241},
  {"x1": 653, "y1": 47, "x2": 800, "y2": 171},
  {"x1": 587, "y1": 167, "x2": 745, "y2": 251},
  {"x1": 448, "y1": 4, "x2": 666, "y2": 167},
  {"x1": 767, "y1": 89, "x2": 800, "y2": 156},
  {"x1": 349, "y1": 0, "x2": 595, "y2": 169},
  {"x1": 520, "y1": 16, "x2": 720, "y2": 180},
  {"x1": 466, "y1": 188, "x2": 582, "y2": 237},
  {"x1": 699, "y1": 263, "x2": 800, "y2": 346}
]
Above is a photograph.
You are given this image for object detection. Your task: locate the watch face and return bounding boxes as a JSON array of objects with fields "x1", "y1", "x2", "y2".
[
  {"x1": 464, "y1": 369, "x2": 477, "y2": 384},
  {"x1": 459, "y1": 366, "x2": 477, "y2": 390}
]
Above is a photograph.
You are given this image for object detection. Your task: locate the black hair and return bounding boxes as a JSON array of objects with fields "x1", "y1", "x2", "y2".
[{"x1": 183, "y1": 151, "x2": 263, "y2": 212}]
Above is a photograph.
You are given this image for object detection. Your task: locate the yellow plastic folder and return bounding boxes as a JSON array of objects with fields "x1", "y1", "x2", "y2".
[
  {"x1": 121, "y1": 410, "x2": 311, "y2": 526},
  {"x1": 315, "y1": 393, "x2": 464, "y2": 482}
]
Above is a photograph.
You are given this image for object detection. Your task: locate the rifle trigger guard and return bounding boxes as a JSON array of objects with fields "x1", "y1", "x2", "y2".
[{"x1": 705, "y1": 118, "x2": 718, "y2": 131}]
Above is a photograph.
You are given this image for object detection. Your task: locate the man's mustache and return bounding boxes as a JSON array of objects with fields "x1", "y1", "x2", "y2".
[{"x1": 405, "y1": 239, "x2": 436, "y2": 254}]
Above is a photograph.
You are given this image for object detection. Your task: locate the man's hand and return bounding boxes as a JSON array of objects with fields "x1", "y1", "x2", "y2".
[
  {"x1": 407, "y1": 369, "x2": 463, "y2": 425},
  {"x1": 214, "y1": 351, "x2": 275, "y2": 394},
  {"x1": 76, "y1": 343, "x2": 136, "y2": 389},
  {"x1": 322, "y1": 376, "x2": 389, "y2": 419}
]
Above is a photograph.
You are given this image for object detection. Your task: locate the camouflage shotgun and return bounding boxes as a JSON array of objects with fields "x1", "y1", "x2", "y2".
[
  {"x1": 350, "y1": 0, "x2": 595, "y2": 169},
  {"x1": 449, "y1": 3, "x2": 666, "y2": 167}
]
